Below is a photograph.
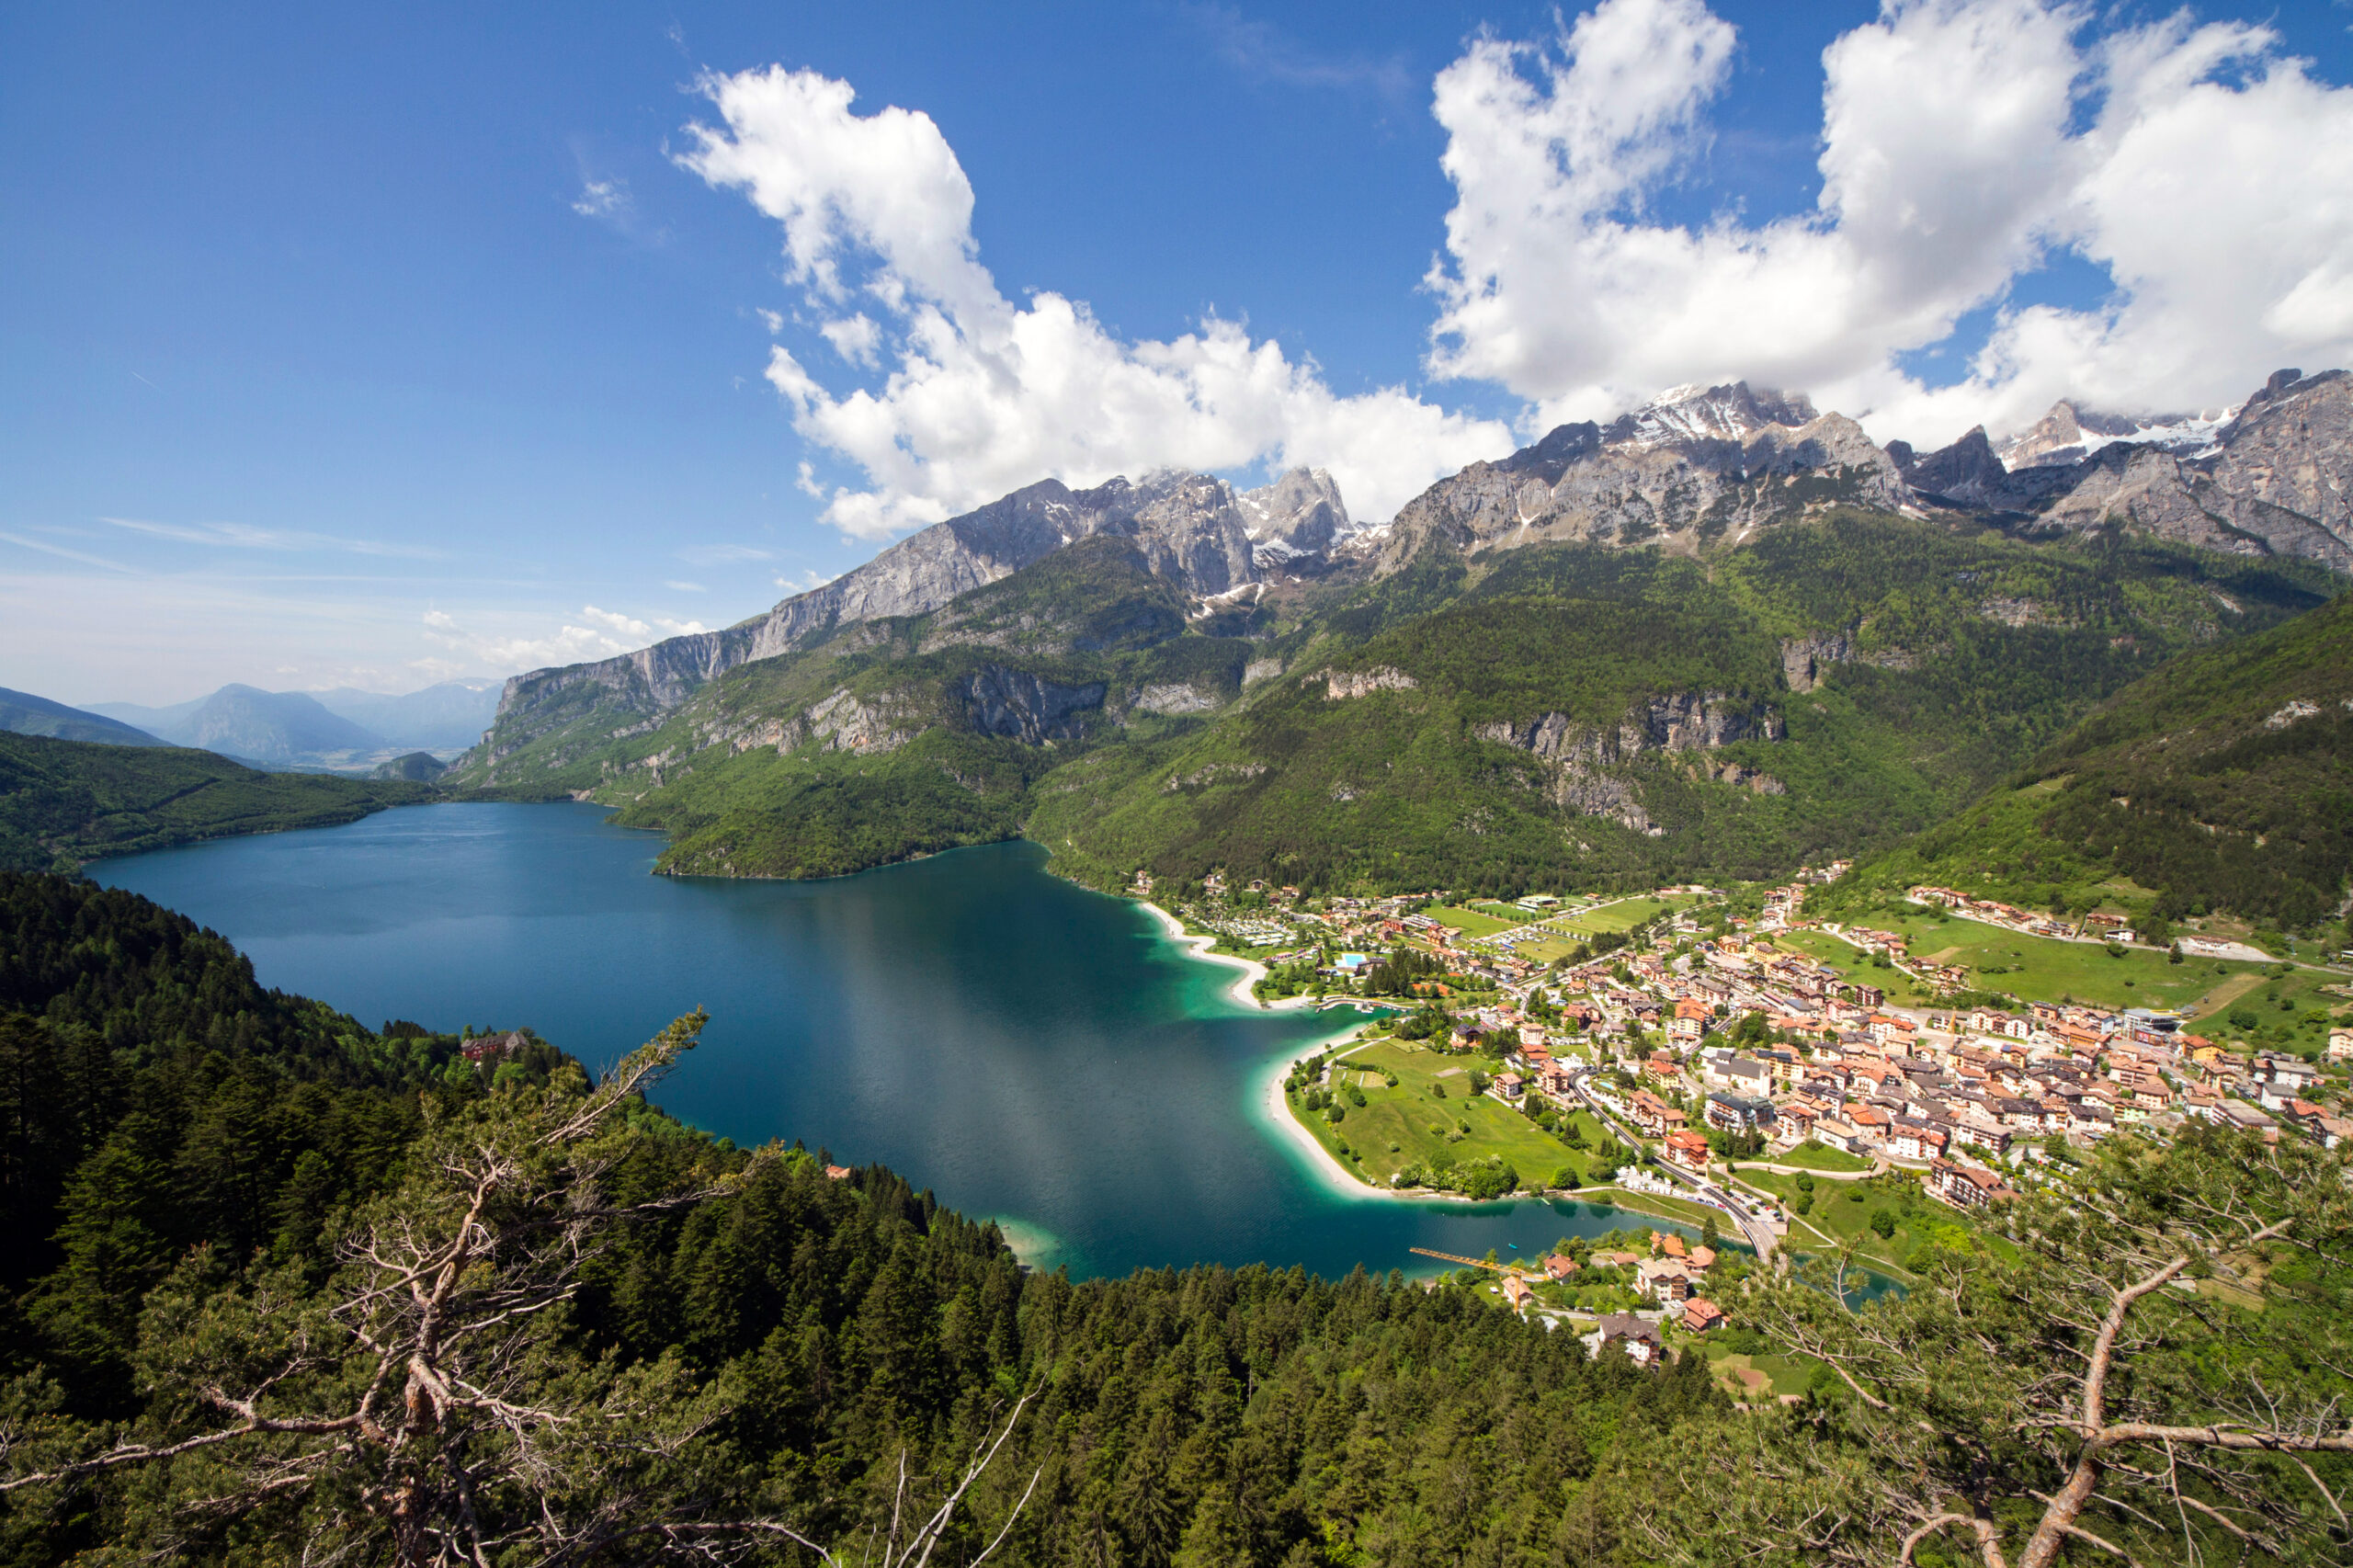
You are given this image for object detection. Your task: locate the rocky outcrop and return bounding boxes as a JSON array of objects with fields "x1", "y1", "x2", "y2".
[
  {"x1": 1374, "y1": 384, "x2": 1910, "y2": 573},
  {"x1": 1996, "y1": 399, "x2": 2229, "y2": 470},
  {"x1": 1476, "y1": 693, "x2": 1783, "y2": 765},
  {"x1": 1323, "y1": 666, "x2": 1419, "y2": 700},
  {"x1": 959, "y1": 667, "x2": 1105, "y2": 744},
  {"x1": 1130, "y1": 682, "x2": 1220, "y2": 716},
  {"x1": 2200, "y1": 369, "x2": 2353, "y2": 555},
  {"x1": 807, "y1": 688, "x2": 917, "y2": 756},
  {"x1": 1365, "y1": 367, "x2": 2350, "y2": 582},
  {"x1": 1889, "y1": 426, "x2": 2080, "y2": 511},
  {"x1": 1779, "y1": 633, "x2": 1852, "y2": 694},
  {"x1": 1164, "y1": 761, "x2": 1268, "y2": 792},
  {"x1": 1472, "y1": 691, "x2": 1784, "y2": 836}
]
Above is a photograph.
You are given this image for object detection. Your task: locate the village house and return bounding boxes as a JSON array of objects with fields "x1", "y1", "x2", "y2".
[
  {"x1": 1812, "y1": 1118, "x2": 1868, "y2": 1154},
  {"x1": 1594, "y1": 1312, "x2": 1663, "y2": 1366},
  {"x1": 1664, "y1": 1128, "x2": 1712, "y2": 1173},
  {"x1": 1771, "y1": 1103, "x2": 1818, "y2": 1148},
  {"x1": 1501, "y1": 1275, "x2": 1532, "y2": 1312},
  {"x1": 1926, "y1": 1157, "x2": 2015, "y2": 1209},
  {"x1": 1704, "y1": 1055, "x2": 1773, "y2": 1097},
  {"x1": 1682, "y1": 1298, "x2": 1727, "y2": 1334},
  {"x1": 1634, "y1": 1258, "x2": 1695, "y2": 1302},
  {"x1": 1667, "y1": 996, "x2": 1712, "y2": 1044},
  {"x1": 1886, "y1": 1118, "x2": 1949, "y2": 1161},
  {"x1": 1704, "y1": 1093, "x2": 1776, "y2": 1133},
  {"x1": 1628, "y1": 1089, "x2": 1687, "y2": 1137},
  {"x1": 1543, "y1": 1253, "x2": 1580, "y2": 1280}
]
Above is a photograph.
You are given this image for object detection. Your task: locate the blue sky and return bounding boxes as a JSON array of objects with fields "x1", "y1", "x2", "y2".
[{"x1": 4, "y1": 1, "x2": 2351, "y2": 703}]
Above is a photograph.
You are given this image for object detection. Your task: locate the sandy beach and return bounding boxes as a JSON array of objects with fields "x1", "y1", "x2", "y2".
[{"x1": 1136, "y1": 900, "x2": 1337, "y2": 1011}]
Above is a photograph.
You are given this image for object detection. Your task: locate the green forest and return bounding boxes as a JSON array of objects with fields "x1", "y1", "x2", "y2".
[
  {"x1": 0, "y1": 870, "x2": 2346, "y2": 1565},
  {"x1": 445, "y1": 511, "x2": 2346, "y2": 907},
  {"x1": 0, "y1": 733, "x2": 430, "y2": 873},
  {"x1": 1824, "y1": 588, "x2": 2353, "y2": 936},
  {"x1": 1032, "y1": 517, "x2": 2340, "y2": 900}
]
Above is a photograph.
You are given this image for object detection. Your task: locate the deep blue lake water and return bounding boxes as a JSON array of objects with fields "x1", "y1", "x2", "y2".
[{"x1": 95, "y1": 802, "x2": 1700, "y2": 1279}]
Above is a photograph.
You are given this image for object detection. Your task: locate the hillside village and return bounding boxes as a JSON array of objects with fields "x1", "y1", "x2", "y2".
[{"x1": 1176, "y1": 865, "x2": 2353, "y2": 1362}]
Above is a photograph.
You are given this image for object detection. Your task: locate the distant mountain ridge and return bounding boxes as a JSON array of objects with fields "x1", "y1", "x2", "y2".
[
  {"x1": 477, "y1": 369, "x2": 2351, "y2": 766},
  {"x1": 91, "y1": 679, "x2": 499, "y2": 766},
  {"x1": 456, "y1": 366, "x2": 2353, "y2": 891},
  {"x1": 93, "y1": 686, "x2": 384, "y2": 766},
  {"x1": 0, "y1": 688, "x2": 165, "y2": 748}
]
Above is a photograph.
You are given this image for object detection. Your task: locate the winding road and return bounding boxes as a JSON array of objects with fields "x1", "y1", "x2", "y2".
[{"x1": 1567, "y1": 1068, "x2": 1782, "y2": 1265}]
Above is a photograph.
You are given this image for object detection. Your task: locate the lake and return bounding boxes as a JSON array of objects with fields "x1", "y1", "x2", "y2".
[{"x1": 95, "y1": 802, "x2": 1705, "y2": 1280}]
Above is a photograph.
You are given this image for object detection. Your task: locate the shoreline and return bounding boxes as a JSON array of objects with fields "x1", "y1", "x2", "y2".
[
  {"x1": 1249, "y1": 1038, "x2": 1701, "y2": 1221},
  {"x1": 1135, "y1": 896, "x2": 1688, "y2": 1223},
  {"x1": 1135, "y1": 900, "x2": 1341, "y2": 1012}
]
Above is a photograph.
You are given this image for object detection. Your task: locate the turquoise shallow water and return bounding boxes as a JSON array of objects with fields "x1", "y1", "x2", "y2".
[{"x1": 94, "y1": 802, "x2": 1700, "y2": 1278}]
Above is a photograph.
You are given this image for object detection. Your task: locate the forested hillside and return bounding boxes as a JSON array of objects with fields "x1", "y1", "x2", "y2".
[
  {"x1": 1823, "y1": 586, "x2": 2353, "y2": 938},
  {"x1": 447, "y1": 513, "x2": 2338, "y2": 898},
  {"x1": 1034, "y1": 517, "x2": 2336, "y2": 897},
  {"x1": 0, "y1": 872, "x2": 2345, "y2": 1566},
  {"x1": 0, "y1": 732, "x2": 431, "y2": 872}
]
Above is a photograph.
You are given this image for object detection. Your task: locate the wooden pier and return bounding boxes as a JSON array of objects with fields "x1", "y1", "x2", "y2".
[{"x1": 1409, "y1": 1246, "x2": 1513, "y2": 1273}]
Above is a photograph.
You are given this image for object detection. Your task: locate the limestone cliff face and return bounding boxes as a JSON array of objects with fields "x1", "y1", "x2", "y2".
[
  {"x1": 1472, "y1": 691, "x2": 1785, "y2": 835},
  {"x1": 1366, "y1": 368, "x2": 2351, "y2": 583},
  {"x1": 959, "y1": 667, "x2": 1106, "y2": 744},
  {"x1": 479, "y1": 469, "x2": 1320, "y2": 767},
  {"x1": 1373, "y1": 384, "x2": 1909, "y2": 573},
  {"x1": 1779, "y1": 633, "x2": 1852, "y2": 694},
  {"x1": 1322, "y1": 666, "x2": 1419, "y2": 700}
]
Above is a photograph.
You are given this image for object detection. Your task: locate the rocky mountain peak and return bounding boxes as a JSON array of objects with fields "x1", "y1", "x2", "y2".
[
  {"x1": 1893, "y1": 425, "x2": 2009, "y2": 506},
  {"x1": 1239, "y1": 466, "x2": 1350, "y2": 561},
  {"x1": 1602, "y1": 381, "x2": 1819, "y2": 449},
  {"x1": 1997, "y1": 398, "x2": 2234, "y2": 471}
]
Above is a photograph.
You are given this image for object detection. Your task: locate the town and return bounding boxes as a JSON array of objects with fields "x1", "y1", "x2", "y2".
[{"x1": 1162, "y1": 865, "x2": 2353, "y2": 1384}]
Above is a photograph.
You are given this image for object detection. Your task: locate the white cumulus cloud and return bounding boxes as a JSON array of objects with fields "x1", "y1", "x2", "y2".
[
  {"x1": 678, "y1": 65, "x2": 1510, "y2": 537},
  {"x1": 1426, "y1": 0, "x2": 2353, "y2": 446},
  {"x1": 423, "y1": 606, "x2": 711, "y2": 671}
]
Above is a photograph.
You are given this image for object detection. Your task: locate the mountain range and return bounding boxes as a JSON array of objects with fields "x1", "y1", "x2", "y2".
[
  {"x1": 437, "y1": 367, "x2": 2353, "y2": 938},
  {"x1": 0, "y1": 688, "x2": 165, "y2": 748},
  {"x1": 86, "y1": 679, "x2": 499, "y2": 767}
]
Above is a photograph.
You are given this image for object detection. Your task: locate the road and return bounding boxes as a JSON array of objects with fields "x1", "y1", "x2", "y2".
[{"x1": 1567, "y1": 1068, "x2": 1781, "y2": 1265}]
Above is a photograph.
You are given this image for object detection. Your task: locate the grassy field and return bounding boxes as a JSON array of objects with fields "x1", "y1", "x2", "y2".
[
  {"x1": 1745, "y1": 1142, "x2": 1870, "y2": 1174},
  {"x1": 1699, "y1": 1346, "x2": 1818, "y2": 1402},
  {"x1": 1428, "y1": 904, "x2": 1513, "y2": 937},
  {"x1": 1555, "y1": 896, "x2": 1672, "y2": 936},
  {"x1": 1766, "y1": 917, "x2": 2333, "y2": 1025},
  {"x1": 1292, "y1": 1039, "x2": 1584, "y2": 1190},
  {"x1": 1736, "y1": 1168, "x2": 2016, "y2": 1273}
]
